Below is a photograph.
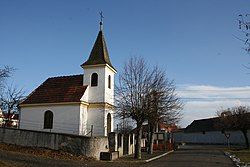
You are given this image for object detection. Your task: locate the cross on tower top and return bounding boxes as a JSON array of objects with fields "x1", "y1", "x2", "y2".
[{"x1": 99, "y1": 11, "x2": 104, "y2": 31}]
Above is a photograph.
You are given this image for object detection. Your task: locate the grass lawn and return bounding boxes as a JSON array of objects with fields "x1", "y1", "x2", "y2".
[{"x1": 227, "y1": 149, "x2": 250, "y2": 163}]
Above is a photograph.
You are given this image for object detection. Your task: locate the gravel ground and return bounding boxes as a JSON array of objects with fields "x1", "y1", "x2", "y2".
[{"x1": 0, "y1": 143, "x2": 143, "y2": 167}]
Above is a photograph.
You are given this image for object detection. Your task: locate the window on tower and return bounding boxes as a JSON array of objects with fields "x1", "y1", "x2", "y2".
[
  {"x1": 108, "y1": 75, "x2": 111, "y2": 89},
  {"x1": 91, "y1": 73, "x2": 98, "y2": 87}
]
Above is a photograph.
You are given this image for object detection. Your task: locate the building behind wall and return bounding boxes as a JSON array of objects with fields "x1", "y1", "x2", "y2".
[
  {"x1": 19, "y1": 21, "x2": 116, "y2": 136},
  {"x1": 174, "y1": 115, "x2": 250, "y2": 146}
]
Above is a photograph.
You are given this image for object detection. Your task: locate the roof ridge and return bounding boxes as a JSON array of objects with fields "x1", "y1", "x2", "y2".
[
  {"x1": 193, "y1": 116, "x2": 219, "y2": 122},
  {"x1": 48, "y1": 74, "x2": 83, "y2": 79}
]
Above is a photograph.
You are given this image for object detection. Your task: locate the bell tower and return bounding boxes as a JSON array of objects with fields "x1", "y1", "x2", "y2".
[{"x1": 81, "y1": 15, "x2": 116, "y2": 136}]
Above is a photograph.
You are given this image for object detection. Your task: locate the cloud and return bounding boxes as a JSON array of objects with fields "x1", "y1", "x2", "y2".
[
  {"x1": 177, "y1": 85, "x2": 250, "y2": 99},
  {"x1": 177, "y1": 85, "x2": 250, "y2": 128}
]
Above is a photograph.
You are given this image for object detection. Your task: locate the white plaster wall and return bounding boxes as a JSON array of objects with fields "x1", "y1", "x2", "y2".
[
  {"x1": 0, "y1": 111, "x2": 3, "y2": 126},
  {"x1": 174, "y1": 130, "x2": 250, "y2": 145},
  {"x1": 0, "y1": 118, "x2": 3, "y2": 125},
  {"x1": 81, "y1": 86, "x2": 89, "y2": 102},
  {"x1": 87, "y1": 107, "x2": 105, "y2": 136},
  {"x1": 129, "y1": 134, "x2": 135, "y2": 154},
  {"x1": 82, "y1": 65, "x2": 116, "y2": 137},
  {"x1": 104, "y1": 108, "x2": 114, "y2": 136},
  {"x1": 79, "y1": 104, "x2": 88, "y2": 135},
  {"x1": 20, "y1": 104, "x2": 81, "y2": 135},
  {"x1": 83, "y1": 67, "x2": 106, "y2": 103},
  {"x1": 103, "y1": 109, "x2": 107, "y2": 136},
  {"x1": 83, "y1": 66, "x2": 115, "y2": 104},
  {"x1": 104, "y1": 66, "x2": 115, "y2": 105}
]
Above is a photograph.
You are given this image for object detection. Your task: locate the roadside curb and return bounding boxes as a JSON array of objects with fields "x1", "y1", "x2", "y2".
[{"x1": 144, "y1": 150, "x2": 174, "y2": 163}]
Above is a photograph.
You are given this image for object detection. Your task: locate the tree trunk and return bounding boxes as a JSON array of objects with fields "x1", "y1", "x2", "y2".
[
  {"x1": 5, "y1": 109, "x2": 11, "y2": 127},
  {"x1": 242, "y1": 129, "x2": 249, "y2": 149},
  {"x1": 147, "y1": 124, "x2": 155, "y2": 154},
  {"x1": 134, "y1": 122, "x2": 142, "y2": 159}
]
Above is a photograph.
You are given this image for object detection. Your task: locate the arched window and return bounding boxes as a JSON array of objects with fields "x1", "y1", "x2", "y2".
[
  {"x1": 91, "y1": 73, "x2": 98, "y2": 87},
  {"x1": 44, "y1": 110, "x2": 53, "y2": 129},
  {"x1": 107, "y1": 113, "x2": 111, "y2": 134},
  {"x1": 108, "y1": 75, "x2": 111, "y2": 89}
]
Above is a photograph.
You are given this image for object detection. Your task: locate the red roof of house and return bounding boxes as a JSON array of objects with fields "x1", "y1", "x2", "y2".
[
  {"x1": 0, "y1": 113, "x2": 19, "y2": 120},
  {"x1": 21, "y1": 75, "x2": 88, "y2": 104}
]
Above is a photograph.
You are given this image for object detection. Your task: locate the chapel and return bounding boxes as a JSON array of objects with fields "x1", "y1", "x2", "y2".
[{"x1": 19, "y1": 22, "x2": 116, "y2": 136}]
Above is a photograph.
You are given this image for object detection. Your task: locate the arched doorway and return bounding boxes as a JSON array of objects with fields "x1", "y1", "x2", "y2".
[{"x1": 107, "y1": 113, "x2": 111, "y2": 134}]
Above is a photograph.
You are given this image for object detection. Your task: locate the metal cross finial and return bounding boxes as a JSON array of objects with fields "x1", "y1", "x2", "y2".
[
  {"x1": 100, "y1": 11, "x2": 104, "y2": 23},
  {"x1": 99, "y1": 11, "x2": 104, "y2": 31}
]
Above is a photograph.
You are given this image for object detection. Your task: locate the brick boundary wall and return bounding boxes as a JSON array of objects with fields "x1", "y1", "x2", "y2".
[{"x1": 0, "y1": 127, "x2": 109, "y2": 159}]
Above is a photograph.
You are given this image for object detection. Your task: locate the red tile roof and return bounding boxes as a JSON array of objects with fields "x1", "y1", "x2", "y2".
[
  {"x1": 21, "y1": 75, "x2": 87, "y2": 104},
  {"x1": 1, "y1": 113, "x2": 19, "y2": 120}
]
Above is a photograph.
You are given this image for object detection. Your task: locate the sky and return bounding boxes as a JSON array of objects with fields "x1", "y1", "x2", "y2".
[{"x1": 1, "y1": 0, "x2": 250, "y2": 127}]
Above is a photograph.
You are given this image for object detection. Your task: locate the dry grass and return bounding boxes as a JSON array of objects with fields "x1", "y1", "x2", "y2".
[
  {"x1": 0, "y1": 161, "x2": 9, "y2": 167},
  {"x1": 227, "y1": 149, "x2": 250, "y2": 163},
  {"x1": 0, "y1": 143, "x2": 94, "y2": 161}
]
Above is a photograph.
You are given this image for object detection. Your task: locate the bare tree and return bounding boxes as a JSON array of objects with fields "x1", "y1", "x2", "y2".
[
  {"x1": 146, "y1": 67, "x2": 182, "y2": 154},
  {"x1": 217, "y1": 106, "x2": 250, "y2": 149},
  {"x1": 115, "y1": 57, "x2": 153, "y2": 159},
  {"x1": 116, "y1": 57, "x2": 182, "y2": 158},
  {"x1": 0, "y1": 66, "x2": 14, "y2": 92},
  {"x1": 0, "y1": 86, "x2": 24, "y2": 127},
  {"x1": 117, "y1": 117, "x2": 135, "y2": 134},
  {"x1": 238, "y1": 14, "x2": 250, "y2": 53}
]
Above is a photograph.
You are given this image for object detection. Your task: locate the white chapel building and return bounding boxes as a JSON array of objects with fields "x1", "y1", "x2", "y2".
[{"x1": 19, "y1": 24, "x2": 116, "y2": 136}]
